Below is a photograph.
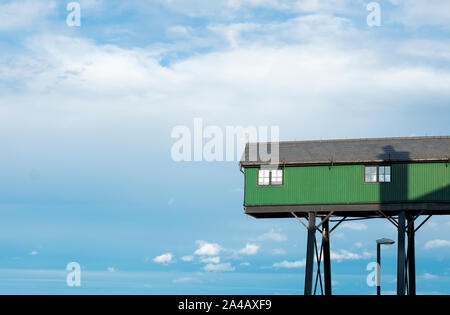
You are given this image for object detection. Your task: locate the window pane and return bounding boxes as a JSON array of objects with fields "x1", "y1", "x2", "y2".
[
  {"x1": 272, "y1": 177, "x2": 282, "y2": 185},
  {"x1": 379, "y1": 166, "x2": 391, "y2": 182},
  {"x1": 385, "y1": 166, "x2": 391, "y2": 182},
  {"x1": 365, "y1": 167, "x2": 377, "y2": 182},
  {"x1": 258, "y1": 170, "x2": 270, "y2": 186},
  {"x1": 272, "y1": 178, "x2": 282, "y2": 185},
  {"x1": 366, "y1": 174, "x2": 377, "y2": 182},
  {"x1": 271, "y1": 170, "x2": 283, "y2": 185},
  {"x1": 378, "y1": 166, "x2": 386, "y2": 183}
]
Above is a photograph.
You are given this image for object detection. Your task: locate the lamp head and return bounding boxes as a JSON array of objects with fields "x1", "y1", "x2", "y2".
[{"x1": 377, "y1": 238, "x2": 395, "y2": 245}]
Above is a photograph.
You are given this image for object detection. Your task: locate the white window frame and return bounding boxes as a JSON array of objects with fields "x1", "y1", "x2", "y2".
[
  {"x1": 258, "y1": 168, "x2": 284, "y2": 186},
  {"x1": 258, "y1": 169, "x2": 271, "y2": 186}
]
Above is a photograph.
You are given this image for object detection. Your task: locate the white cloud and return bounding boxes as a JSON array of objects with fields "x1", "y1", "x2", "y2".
[
  {"x1": 330, "y1": 250, "x2": 362, "y2": 262},
  {"x1": 342, "y1": 222, "x2": 368, "y2": 231},
  {"x1": 2, "y1": 17, "x2": 450, "y2": 143},
  {"x1": 29, "y1": 251, "x2": 39, "y2": 256},
  {"x1": 292, "y1": 0, "x2": 356, "y2": 14},
  {"x1": 388, "y1": 0, "x2": 450, "y2": 28},
  {"x1": 204, "y1": 262, "x2": 235, "y2": 272},
  {"x1": 209, "y1": 14, "x2": 354, "y2": 49},
  {"x1": 425, "y1": 239, "x2": 450, "y2": 249},
  {"x1": 153, "y1": 253, "x2": 174, "y2": 265},
  {"x1": 154, "y1": 0, "x2": 228, "y2": 18},
  {"x1": 181, "y1": 255, "x2": 194, "y2": 262},
  {"x1": 422, "y1": 273, "x2": 438, "y2": 280},
  {"x1": 77, "y1": 0, "x2": 104, "y2": 10},
  {"x1": 194, "y1": 241, "x2": 222, "y2": 256},
  {"x1": 398, "y1": 40, "x2": 450, "y2": 62},
  {"x1": 166, "y1": 25, "x2": 190, "y2": 38},
  {"x1": 0, "y1": 0, "x2": 56, "y2": 30},
  {"x1": 240, "y1": 262, "x2": 250, "y2": 266},
  {"x1": 272, "y1": 248, "x2": 286, "y2": 256},
  {"x1": 227, "y1": 0, "x2": 289, "y2": 11},
  {"x1": 238, "y1": 243, "x2": 260, "y2": 256},
  {"x1": 273, "y1": 259, "x2": 306, "y2": 268},
  {"x1": 253, "y1": 229, "x2": 287, "y2": 242},
  {"x1": 173, "y1": 277, "x2": 196, "y2": 283},
  {"x1": 156, "y1": 0, "x2": 355, "y2": 18},
  {"x1": 362, "y1": 251, "x2": 374, "y2": 259},
  {"x1": 426, "y1": 222, "x2": 438, "y2": 230},
  {"x1": 107, "y1": 267, "x2": 116, "y2": 273},
  {"x1": 200, "y1": 256, "x2": 221, "y2": 264},
  {"x1": 155, "y1": 0, "x2": 289, "y2": 18}
]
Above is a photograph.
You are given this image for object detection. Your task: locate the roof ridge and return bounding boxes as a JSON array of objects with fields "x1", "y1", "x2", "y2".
[{"x1": 247, "y1": 136, "x2": 450, "y2": 146}]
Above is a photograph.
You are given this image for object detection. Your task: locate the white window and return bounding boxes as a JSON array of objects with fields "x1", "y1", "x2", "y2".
[
  {"x1": 365, "y1": 166, "x2": 391, "y2": 183},
  {"x1": 365, "y1": 166, "x2": 378, "y2": 183},
  {"x1": 258, "y1": 170, "x2": 271, "y2": 186},
  {"x1": 258, "y1": 169, "x2": 283, "y2": 186}
]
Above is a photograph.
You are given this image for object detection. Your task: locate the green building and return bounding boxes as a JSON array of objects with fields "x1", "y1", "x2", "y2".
[
  {"x1": 240, "y1": 136, "x2": 450, "y2": 218},
  {"x1": 239, "y1": 136, "x2": 450, "y2": 295}
]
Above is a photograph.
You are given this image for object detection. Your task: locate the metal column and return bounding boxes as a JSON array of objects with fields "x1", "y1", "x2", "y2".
[
  {"x1": 377, "y1": 243, "x2": 381, "y2": 295},
  {"x1": 397, "y1": 211, "x2": 406, "y2": 295},
  {"x1": 304, "y1": 212, "x2": 316, "y2": 295},
  {"x1": 407, "y1": 216, "x2": 416, "y2": 296},
  {"x1": 322, "y1": 219, "x2": 332, "y2": 295}
]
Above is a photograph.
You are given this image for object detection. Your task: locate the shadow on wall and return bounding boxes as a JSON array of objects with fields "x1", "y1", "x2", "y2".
[
  {"x1": 379, "y1": 145, "x2": 410, "y2": 207},
  {"x1": 378, "y1": 145, "x2": 450, "y2": 207},
  {"x1": 414, "y1": 184, "x2": 450, "y2": 202}
]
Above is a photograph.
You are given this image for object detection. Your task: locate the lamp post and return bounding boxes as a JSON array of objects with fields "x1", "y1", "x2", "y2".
[{"x1": 376, "y1": 238, "x2": 395, "y2": 295}]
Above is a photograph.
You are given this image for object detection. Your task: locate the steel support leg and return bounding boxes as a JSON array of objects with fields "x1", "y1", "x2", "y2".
[
  {"x1": 322, "y1": 220, "x2": 332, "y2": 295},
  {"x1": 304, "y1": 212, "x2": 316, "y2": 295},
  {"x1": 397, "y1": 211, "x2": 406, "y2": 295},
  {"x1": 407, "y1": 216, "x2": 416, "y2": 296},
  {"x1": 377, "y1": 243, "x2": 381, "y2": 295}
]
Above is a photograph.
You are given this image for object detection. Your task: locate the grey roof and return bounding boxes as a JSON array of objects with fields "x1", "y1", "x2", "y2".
[{"x1": 240, "y1": 136, "x2": 450, "y2": 167}]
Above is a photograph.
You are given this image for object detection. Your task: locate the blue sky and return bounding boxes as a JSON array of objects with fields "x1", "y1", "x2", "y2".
[{"x1": 0, "y1": 0, "x2": 449, "y2": 294}]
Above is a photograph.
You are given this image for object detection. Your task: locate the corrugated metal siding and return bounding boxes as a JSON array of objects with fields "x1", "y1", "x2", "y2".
[{"x1": 244, "y1": 163, "x2": 450, "y2": 205}]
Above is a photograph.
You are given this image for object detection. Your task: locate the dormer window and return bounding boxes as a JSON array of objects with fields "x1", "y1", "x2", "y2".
[{"x1": 258, "y1": 169, "x2": 284, "y2": 186}]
